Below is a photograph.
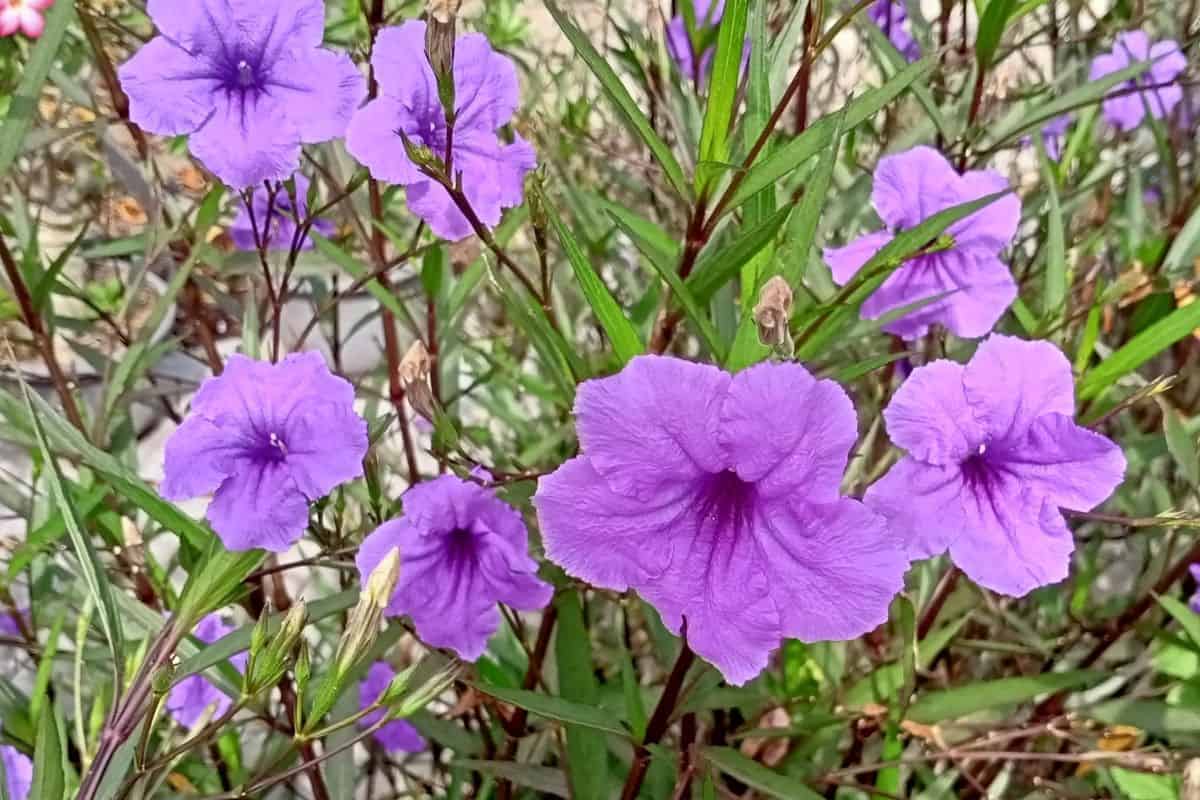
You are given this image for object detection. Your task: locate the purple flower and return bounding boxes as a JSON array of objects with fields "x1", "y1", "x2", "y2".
[
  {"x1": 865, "y1": 336, "x2": 1126, "y2": 597},
  {"x1": 868, "y1": 0, "x2": 920, "y2": 62},
  {"x1": 356, "y1": 475, "x2": 553, "y2": 661},
  {"x1": 358, "y1": 662, "x2": 426, "y2": 753},
  {"x1": 0, "y1": 608, "x2": 25, "y2": 636},
  {"x1": 1089, "y1": 31, "x2": 1187, "y2": 132},
  {"x1": 229, "y1": 174, "x2": 335, "y2": 252},
  {"x1": 346, "y1": 21, "x2": 536, "y2": 241},
  {"x1": 1189, "y1": 565, "x2": 1200, "y2": 614},
  {"x1": 1, "y1": 745, "x2": 31, "y2": 800},
  {"x1": 166, "y1": 614, "x2": 247, "y2": 729},
  {"x1": 533, "y1": 356, "x2": 907, "y2": 685},
  {"x1": 117, "y1": 0, "x2": 365, "y2": 188},
  {"x1": 161, "y1": 352, "x2": 368, "y2": 552},
  {"x1": 1023, "y1": 114, "x2": 1071, "y2": 160},
  {"x1": 823, "y1": 146, "x2": 1021, "y2": 340}
]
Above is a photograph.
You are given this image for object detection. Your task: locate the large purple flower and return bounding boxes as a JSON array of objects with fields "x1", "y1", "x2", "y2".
[
  {"x1": 823, "y1": 146, "x2": 1021, "y2": 340},
  {"x1": 166, "y1": 614, "x2": 246, "y2": 729},
  {"x1": 118, "y1": 0, "x2": 365, "y2": 188},
  {"x1": 346, "y1": 21, "x2": 536, "y2": 241},
  {"x1": 1, "y1": 745, "x2": 31, "y2": 800},
  {"x1": 161, "y1": 352, "x2": 368, "y2": 552},
  {"x1": 1089, "y1": 31, "x2": 1187, "y2": 132},
  {"x1": 533, "y1": 356, "x2": 907, "y2": 685},
  {"x1": 868, "y1": 0, "x2": 920, "y2": 62},
  {"x1": 358, "y1": 662, "x2": 426, "y2": 753},
  {"x1": 356, "y1": 476, "x2": 553, "y2": 661},
  {"x1": 865, "y1": 336, "x2": 1125, "y2": 597},
  {"x1": 229, "y1": 174, "x2": 335, "y2": 252}
]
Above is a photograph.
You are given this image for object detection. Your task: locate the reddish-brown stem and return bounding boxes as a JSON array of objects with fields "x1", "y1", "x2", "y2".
[
  {"x1": 494, "y1": 605, "x2": 559, "y2": 800},
  {"x1": 917, "y1": 567, "x2": 961, "y2": 641},
  {"x1": 793, "y1": 4, "x2": 817, "y2": 134},
  {"x1": 77, "y1": 7, "x2": 149, "y2": 159},
  {"x1": 0, "y1": 236, "x2": 86, "y2": 433},
  {"x1": 620, "y1": 639, "x2": 696, "y2": 800}
]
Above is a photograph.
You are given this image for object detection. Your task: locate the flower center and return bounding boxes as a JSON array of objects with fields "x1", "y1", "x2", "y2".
[
  {"x1": 444, "y1": 527, "x2": 478, "y2": 563},
  {"x1": 694, "y1": 469, "x2": 758, "y2": 541},
  {"x1": 236, "y1": 60, "x2": 257, "y2": 89},
  {"x1": 266, "y1": 431, "x2": 288, "y2": 459}
]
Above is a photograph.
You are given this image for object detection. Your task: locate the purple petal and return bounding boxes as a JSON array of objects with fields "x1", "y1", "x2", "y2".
[
  {"x1": 1148, "y1": 40, "x2": 1187, "y2": 85},
  {"x1": 720, "y1": 361, "x2": 858, "y2": 501},
  {"x1": 883, "y1": 360, "x2": 986, "y2": 465},
  {"x1": 1114, "y1": 30, "x2": 1151, "y2": 61},
  {"x1": 638, "y1": 508, "x2": 782, "y2": 686},
  {"x1": 951, "y1": 169, "x2": 1020, "y2": 251},
  {"x1": 160, "y1": 415, "x2": 240, "y2": 500},
  {"x1": 534, "y1": 456, "x2": 682, "y2": 591},
  {"x1": 167, "y1": 673, "x2": 232, "y2": 729},
  {"x1": 756, "y1": 496, "x2": 907, "y2": 642},
  {"x1": 824, "y1": 231, "x2": 895, "y2": 285},
  {"x1": 268, "y1": 49, "x2": 365, "y2": 142},
  {"x1": 375, "y1": 719, "x2": 426, "y2": 753},
  {"x1": 280, "y1": 403, "x2": 368, "y2": 500},
  {"x1": 864, "y1": 456, "x2": 965, "y2": 559},
  {"x1": 962, "y1": 335, "x2": 1075, "y2": 444},
  {"x1": 189, "y1": 94, "x2": 300, "y2": 188},
  {"x1": 234, "y1": 0, "x2": 326, "y2": 58},
  {"x1": 1, "y1": 746, "x2": 31, "y2": 800},
  {"x1": 371, "y1": 21, "x2": 437, "y2": 108},
  {"x1": 455, "y1": 131, "x2": 537, "y2": 225},
  {"x1": 948, "y1": 489, "x2": 1075, "y2": 597},
  {"x1": 345, "y1": 97, "x2": 428, "y2": 186},
  {"x1": 207, "y1": 460, "x2": 310, "y2": 551},
  {"x1": 453, "y1": 33, "x2": 521, "y2": 131},
  {"x1": 871, "y1": 146, "x2": 961, "y2": 229},
  {"x1": 356, "y1": 520, "x2": 408, "y2": 616},
  {"x1": 117, "y1": 37, "x2": 219, "y2": 135},
  {"x1": 405, "y1": 179, "x2": 474, "y2": 241},
  {"x1": 572, "y1": 355, "x2": 729, "y2": 503},
  {"x1": 991, "y1": 414, "x2": 1126, "y2": 511}
]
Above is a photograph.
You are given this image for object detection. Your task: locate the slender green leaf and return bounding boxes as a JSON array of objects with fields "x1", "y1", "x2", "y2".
[
  {"x1": 1163, "y1": 201, "x2": 1200, "y2": 277},
  {"x1": 0, "y1": 0, "x2": 75, "y2": 180},
  {"x1": 612, "y1": 215, "x2": 728, "y2": 360},
  {"x1": 975, "y1": 0, "x2": 1018, "y2": 71},
  {"x1": 1036, "y1": 140, "x2": 1067, "y2": 323},
  {"x1": 31, "y1": 702, "x2": 65, "y2": 800},
  {"x1": 554, "y1": 594, "x2": 608, "y2": 800},
  {"x1": 543, "y1": 0, "x2": 689, "y2": 199},
  {"x1": 23, "y1": 383, "x2": 125, "y2": 685},
  {"x1": 1157, "y1": 594, "x2": 1200, "y2": 653},
  {"x1": 454, "y1": 760, "x2": 568, "y2": 797},
  {"x1": 697, "y1": 0, "x2": 748, "y2": 191},
  {"x1": 702, "y1": 747, "x2": 824, "y2": 800},
  {"x1": 475, "y1": 684, "x2": 627, "y2": 737},
  {"x1": 487, "y1": 263, "x2": 580, "y2": 401},
  {"x1": 908, "y1": 670, "x2": 1104, "y2": 724},
  {"x1": 1159, "y1": 399, "x2": 1200, "y2": 488},
  {"x1": 730, "y1": 55, "x2": 934, "y2": 209},
  {"x1": 1078, "y1": 301, "x2": 1200, "y2": 400},
  {"x1": 688, "y1": 205, "x2": 794, "y2": 304},
  {"x1": 542, "y1": 193, "x2": 643, "y2": 365}
]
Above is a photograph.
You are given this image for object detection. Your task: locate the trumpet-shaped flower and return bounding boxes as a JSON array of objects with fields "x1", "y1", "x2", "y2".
[
  {"x1": 534, "y1": 355, "x2": 907, "y2": 685},
  {"x1": 358, "y1": 662, "x2": 426, "y2": 753},
  {"x1": 823, "y1": 146, "x2": 1021, "y2": 340},
  {"x1": 118, "y1": 0, "x2": 365, "y2": 188},
  {"x1": 357, "y1": 476, "x2": 553, "y2": 660},
  {"x1": 865, "y1": 335, "x2": 1125, "y2": 597},
  {"x1": 1090, "y1": 31, "x2": 1186, "y2": 131},
  {"x1": 161, "y1": 352, "x2": 368, "y2": 552}
]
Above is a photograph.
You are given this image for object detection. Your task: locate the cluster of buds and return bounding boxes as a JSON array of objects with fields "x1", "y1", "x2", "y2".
[{"x1": 244, "y1": 600, "x2": 308, "y2": 696}]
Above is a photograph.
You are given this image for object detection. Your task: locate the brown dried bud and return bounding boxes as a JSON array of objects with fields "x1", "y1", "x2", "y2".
[
  {"x1": 427, "y1": 0, "x2": 461, "y2": 24},
  {"x1": 399, "y1": 340, "x2": 437, "y2": 423},
  {"x1": 425, "y1": 1, "x2": 458, "y2": 116},
  {"x1": 752, "y1": 276, "x2": 793, "y2": 349}
]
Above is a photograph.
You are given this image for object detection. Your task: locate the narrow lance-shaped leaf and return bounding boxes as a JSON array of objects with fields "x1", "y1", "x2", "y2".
[
  {"x1": 543, "y1": 0, "x2": 690, "y2": 200},
  {"x1": 696, "y1": 0, "x2": 749, "y2": 192}
]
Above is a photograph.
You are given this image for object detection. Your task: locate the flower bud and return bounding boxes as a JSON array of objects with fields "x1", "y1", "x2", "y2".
[
  {"x1": 395, "y1": 661, "x2": 460, "y2": 718},
  {"x1": 753, "y1": 276, "x2": 794, "y2": 350},
  {"x1": 425, "y1": 0, "x2": 460, "y2": 121},
  {"x1": 365, "y1": 548, "x2": 402, "y2": 611},
  {"x1": 151, "y1": 655, "x2": 178, "y2": 696}
]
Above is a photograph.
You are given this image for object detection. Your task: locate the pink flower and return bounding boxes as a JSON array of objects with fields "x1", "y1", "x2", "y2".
[{"x1": 0, "y1": 0, "x2": 53, "y2": 39}]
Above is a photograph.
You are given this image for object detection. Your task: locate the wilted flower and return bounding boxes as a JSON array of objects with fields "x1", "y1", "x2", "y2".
[
  {"x1": 865, "y1": 336, "x2": 1126, "y2": 597},
  {"x1": 346, "y1": 20, "x2": 536, "y2": 241},
  {"x1": 117, "y1": 0, "x2": 365, "y2": 188},
  {"x1": 823, "y1": 146, "x2": 1021, "y2": 340},
  {"x1": 357, "y1": 475, "x2": 552, "y2": 660},
  {"x1": 0, "y1": 0, "x2": 53, "y2": 38},
  {"x1": 166, "y1": 614, "x2": 247, "y2": 729},
  {"x1": 868, "y1": 0, "x2": 920, "y2": 62},
  {"x1": 229, "y1": 174, "x2": 335, "y2": 252},
  {"x1": 161, "y1": 352, "x2": 369, "y2": 552},
  {"x1": 358, "y1": 662, "x2": 426, "y2": 753},
  {"x1": 534, "y1": 355, "x2": 907, "y2": 685},
  {"x1": 0, "y1": 745, "x2": 30, "y2": 800},
  {"x1": 1089, "y1": 31, "x2": 1186, "y2": 132}
]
